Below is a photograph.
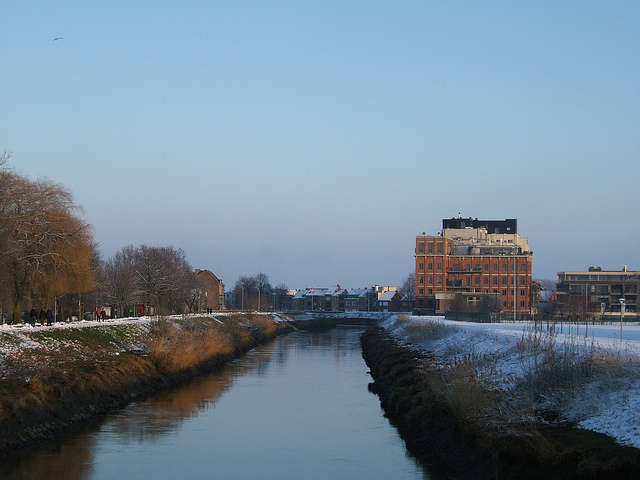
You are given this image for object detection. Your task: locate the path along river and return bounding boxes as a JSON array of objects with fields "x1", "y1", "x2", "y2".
[{"x1": 0, "y1": 327, "x2": 430, "y2": 479}]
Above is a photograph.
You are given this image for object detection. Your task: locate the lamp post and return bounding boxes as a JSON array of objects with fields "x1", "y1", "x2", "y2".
[
  {"x1": 256, "y1": 286, "x2": 261, "y2": 312},
  {"x1": 513, "y1": 243, "x2": 518, "y2": 322},
  {"x1": 619, "y1": 298, "x2": 626, "y2": 341}
]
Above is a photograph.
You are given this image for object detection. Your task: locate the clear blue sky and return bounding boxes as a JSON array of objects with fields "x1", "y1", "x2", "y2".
[{"x1": 2, "y1": 1, "x2": 639, "y2": 289}]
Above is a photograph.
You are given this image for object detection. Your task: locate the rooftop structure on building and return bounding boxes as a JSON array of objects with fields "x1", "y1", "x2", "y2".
[{"x1": 442, "y1": 216, "x2": 517, "y2": 234}]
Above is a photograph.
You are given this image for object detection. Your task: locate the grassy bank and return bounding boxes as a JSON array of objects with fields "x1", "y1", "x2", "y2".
[
  {"x1": 0, "y1": 314, "x2": 290, "y2": 456},
  {"x1": 361, "y1": 326, "x2": 640, "y2": 480}
]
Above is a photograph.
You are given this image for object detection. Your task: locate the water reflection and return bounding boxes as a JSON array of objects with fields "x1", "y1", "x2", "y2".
[{"x1": 0, "y1": 329, "x2": 429, "y2": 480}]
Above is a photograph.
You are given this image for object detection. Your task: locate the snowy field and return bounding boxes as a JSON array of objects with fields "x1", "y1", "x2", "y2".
[{"x1": 382, "y1": 315, "x2": 640, "y2": 449}]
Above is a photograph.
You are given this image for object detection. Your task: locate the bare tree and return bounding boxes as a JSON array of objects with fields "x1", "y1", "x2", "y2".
[
  {"x1": 273, "y1": 283, "x2": 289, "y2": 311},
  {"x1": 102, "y1": 244, "x2": 195, "y2": 316},
  {"x1": 102, "y1": 245, "x2": 140, "y2": 317},
  {"x1": 234, "y1": 275, "x2": 259, "y2": 310},
  {"x1": 399, "y1": 272, "x2": 416, "y2": 312}
]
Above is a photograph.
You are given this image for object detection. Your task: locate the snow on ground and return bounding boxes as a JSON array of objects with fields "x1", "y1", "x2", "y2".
[
  {"x1": 3, "y1": 313, "x2": 640, "y2": 449},
  {"x1": 382, "y1": 315, "x2": 640, "y2": 450}
]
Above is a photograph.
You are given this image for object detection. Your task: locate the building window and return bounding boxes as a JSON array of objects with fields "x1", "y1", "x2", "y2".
[
  {"x1": 484, "y1": 277, "x2": 489, "y2": 285},
  {"x1": 418, "y1": 242, "x2": 424, "y2": 253},
  {"x1": 428, "y1": 242, "x2": 433, "y2": 253},
  {"x1": 428, "y1": 277, "x2": 433, "y2": 285},
  {"x1": 437, "y1": 243, "x2": 442, "y2": 253},
  {"x1": 502, "y1": 264, "x2": 507, "y2": 272},
  {"x1": 428, "y1": 263, "x2": 433, "y2": 270},
  {"x1": 437, "y1": 276, "x2": 442, "y2": 285},
  {"x1": 418, "y1": 276, "x2": 424, "y2": 284},
  {"x1": 419, "y1": 263, "x2": 424, "y2": 270},
  {"x1": 502, "y1": 277, "x2": 507, "y2": 285},
  {"x1": 437, "y1": 263, "x2": 442, "y2": 270},
  {"x1": 521, "y1": 289, "x2": 526, "y2": 297},
  {"x1": 484, "y1": 264, "x2": 489, "y2": 271},
  {"x1": 502, "y1": 290, "x2": 507, "y2": 296},
  {"x1": 520, "y1": 300, "x2": 525, "y2": 308},
  {"x1": 475, "y1": 277, "x2": 480, "y2": 286},
  {"x1": 428, "y1": 289, "x2": 433, "y2": 294},
  {"x1": 521, "y1": 264, "x2": 526, "y2": 272},
  {"x1": 418, "y1": 288, "x2": 424, "y2": 295},
  {"x1": 520, "y1": 277, "x2": 526, "y2": 285},
  {"x1": 493, "y1": 277, "x2": 498, "y2": 286},
  {"x1": 466, "y1": 277, "x2": 471, "y2": 286},
  {"x1": 452, "y1": 263, "x2": 458, "y2": 271},
  {"x1": 493, "y1": 264, "x2": 498, "y2": 272}
]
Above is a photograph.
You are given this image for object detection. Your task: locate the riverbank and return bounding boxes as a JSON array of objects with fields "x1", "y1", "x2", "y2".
[
  {"x1": 361, "y1": 322, "x2": 640, "y2": 479},
  {"x1": 0, "y1": 314, "x2": 291, "y2": 456}
]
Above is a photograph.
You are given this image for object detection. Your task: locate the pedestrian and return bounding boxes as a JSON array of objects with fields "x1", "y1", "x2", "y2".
[
  {"x1": 39, "y1": 309, "x2": 46, "y2": 326},
  {"x1": 46, "y1": 308, "x2": 53, "y2": 326},
  {"x1": 30, "y1": 308, "x2": 37, "y2": 326},
  {"x1": 101, "y1": 309, "x2": 106, "y2": 321},
  {"x1": 96, "y1": 308, "x2": 101, "y2": 322}
]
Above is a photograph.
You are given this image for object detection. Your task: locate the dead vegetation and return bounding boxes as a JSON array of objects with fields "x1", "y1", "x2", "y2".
[
  {"x1": 0, "y1": 314, "x2": 290, "y2": 455},
  {"x1": 361, "y1": 324, "x2": 640, "y2": 479}
]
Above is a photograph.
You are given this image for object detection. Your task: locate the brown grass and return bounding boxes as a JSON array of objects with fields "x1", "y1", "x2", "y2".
[
  {"x1": 147, "y1": 318, "x2": 234, "y2": 372},
  {"x1": 0, "y1": 314, "x2": 290, "y2": 455}
]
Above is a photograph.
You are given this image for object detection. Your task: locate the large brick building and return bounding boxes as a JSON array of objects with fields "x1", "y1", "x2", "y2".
[{"x1": 415, "y1": 217, "x2": 533, "y2": 315}]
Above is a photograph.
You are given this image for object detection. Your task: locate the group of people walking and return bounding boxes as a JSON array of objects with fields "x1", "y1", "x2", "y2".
[{"x1": 29, "y1": 308, "x2": 53, "y2": 326}]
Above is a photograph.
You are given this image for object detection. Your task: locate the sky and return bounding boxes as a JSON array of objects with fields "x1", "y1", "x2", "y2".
[{"x1": 1, "y1": 1, "x2": 639, "y2": 289}]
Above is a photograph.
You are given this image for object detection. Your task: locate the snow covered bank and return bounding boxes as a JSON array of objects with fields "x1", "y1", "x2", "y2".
[{"x1": 382, "y1": 315, "x2": 640, "y2": 449}]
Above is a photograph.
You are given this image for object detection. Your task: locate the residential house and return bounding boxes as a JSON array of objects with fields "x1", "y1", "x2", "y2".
[{"x1": 194, "y1": 269, "x2": 225, "y2": 311}]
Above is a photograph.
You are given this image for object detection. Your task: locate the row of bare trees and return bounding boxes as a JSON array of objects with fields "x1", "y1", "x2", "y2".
[
  {"x1": 1, "y1": 153, "x2": 204, "y2": 322},
  {"x1": 230, "y1": 273, "x2": 289, "y2": 311},
  {"x1": 100, "y1": 244, "x2": 201, "y2": 316}
]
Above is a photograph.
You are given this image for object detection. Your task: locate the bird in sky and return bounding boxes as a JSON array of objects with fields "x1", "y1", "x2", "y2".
[{"x1": 53, "y1": 37, "x2": 63, "y2": 41}]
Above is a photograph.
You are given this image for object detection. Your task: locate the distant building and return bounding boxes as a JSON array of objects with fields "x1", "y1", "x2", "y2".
[
  {"x1": 290, "y1": 285, "x2": 398, "y2": 312},
  {"x1": 415, "y1": 216, "x2": 533, "y2": 315},
  {"x1": 194, "y1": 269, "x2": 225, "y2": 311},
  {"x1": 377, "y1": 290, "x2": 403, "y2": 312},
  {"x1": 556, "y1": 266, "x2": 639, "y2": 316}
]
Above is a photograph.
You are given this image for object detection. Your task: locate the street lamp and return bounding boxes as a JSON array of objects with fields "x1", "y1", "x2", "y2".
[
  {"x1": 239, "y1": 286, "x2": 245, "y2": 311},
  {"x1": 619, "y1": 298, "x2": 626, "y2": 341},
  {"x1": 513, "y1": 243, "x2": 518, "y2": 322}
]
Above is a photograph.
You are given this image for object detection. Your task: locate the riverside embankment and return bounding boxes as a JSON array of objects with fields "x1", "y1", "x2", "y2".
[
  {"x1": 0, "y1": 314, "x2": 292, "y2": 456},
  {"x1": 361, "y1": 323, "x2": 640, "y2": 480}
]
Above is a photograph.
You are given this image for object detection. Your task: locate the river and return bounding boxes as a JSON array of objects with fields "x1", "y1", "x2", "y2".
[{"x1": 0, "y1": 327, "x2": 430, "y2": 479}]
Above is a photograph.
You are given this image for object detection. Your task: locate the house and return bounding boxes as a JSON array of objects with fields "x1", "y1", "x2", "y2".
[
  {"x1": 331, "y1": 288, "x2": 348, "y2": 311},
  {"x1": 377, "y1": 290, "x2": 403, "y2": 312},
  {"x1": 194, "y1": 269, "x2": 225, "y2": 311},
  {"x1": 345, "y1": 288, "x2": 368, "y2": 312}
]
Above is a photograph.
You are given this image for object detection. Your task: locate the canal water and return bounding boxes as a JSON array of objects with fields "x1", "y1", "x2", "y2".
[{"x1": 1, "y1": 328, "x2": 430, "y2": 479}]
